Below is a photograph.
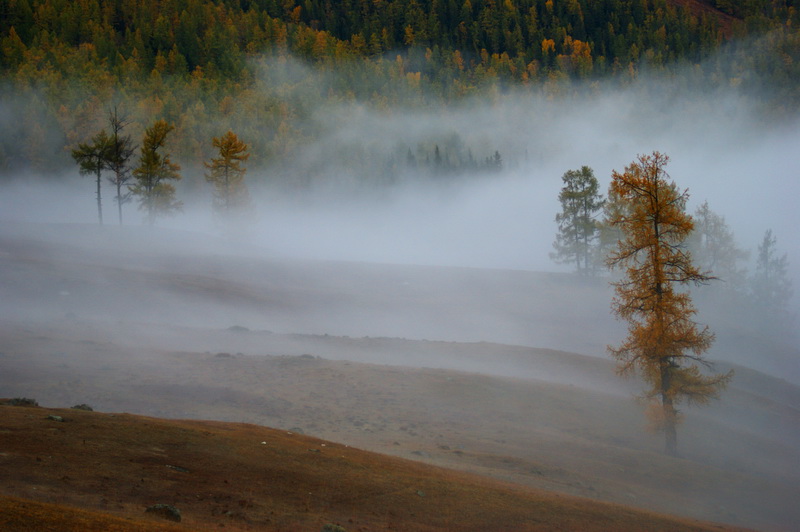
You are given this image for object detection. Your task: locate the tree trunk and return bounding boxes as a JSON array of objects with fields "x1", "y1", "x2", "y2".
[
  {"x1": 661, "y1": 363, "x2": 678, "y2": 456},
  {"x1": 116, "y1": 178, "x2": 124, "y2": 225},
  {"x1": 95, "y1": 170, "x2": 103, "y2": 225},
  {"x1": 663, "y1": 398, "x2": 678, "y2": 456}
]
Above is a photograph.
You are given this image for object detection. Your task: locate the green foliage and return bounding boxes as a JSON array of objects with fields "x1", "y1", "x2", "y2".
[
  {"x1": 7, "y1": 397, "x2": 39, "y2": 407},
  {"x1": 72, "y1": 128, "x2": 112, "y2": 224},
  {"x1": 688, "y1": 201, "x2": 749, "y2": 290},
  {"x1": 551, "y1": 166, "x2": 604, "y2": 275},
  {"x1": 131, "y1": 119, "x2": 182, "y2": 224},
  {"x1": 751, "y1": 229, "x2": 793, "y2": 319},
  {"x1": 205, "y1": 130, "x2": 253, "y2": 223},
  {"x1": 0, "y1": 0, "x2": 790, "y2": 85},
  {"x1": 105, "y1": 107, "x2": 136, "y2": 225}
]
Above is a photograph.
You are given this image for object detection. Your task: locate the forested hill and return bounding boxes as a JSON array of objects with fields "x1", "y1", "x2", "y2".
[
  {"x1": 0, "y1": 0, "x2": 798, "y2": 174},
  {"x1": 1, "y1": 0, "x2": 789, "y2": 81}
]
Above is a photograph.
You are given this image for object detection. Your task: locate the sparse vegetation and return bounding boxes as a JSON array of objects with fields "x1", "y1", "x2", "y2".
[
  {"x1": 5, "y1": 397, "x2": 38, "y2": 407},
  {"x1": 321, "y1": 524, "x2": 347, "y2": 532},
  {"x1": 0, "y1": 403, "x2": 749, "y2": 531}
]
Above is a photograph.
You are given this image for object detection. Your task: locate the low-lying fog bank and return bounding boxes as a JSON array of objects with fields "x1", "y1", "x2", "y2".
[
  {"x1": 1, "y1": 221, "x2": 799, "y2": 530},
  {"x1": 1, "y1": 221, "x2": 796, "y2": 381}
]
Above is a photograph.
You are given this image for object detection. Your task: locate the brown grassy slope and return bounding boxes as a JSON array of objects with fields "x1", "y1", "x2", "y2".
[
  {"x1": 0, "y1": 223, "x2": 797, "y2": 530},
  {"x1": 0, "y1": 496, "x2": 186, "y2": 532},
  {"x1": 0, "y1": 404, "x2": 744, "y2": 532}
]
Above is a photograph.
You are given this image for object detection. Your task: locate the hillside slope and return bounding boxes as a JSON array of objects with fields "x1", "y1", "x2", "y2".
[
  {"x1": 0, "y1": 222, "x2": 798, "y2": 530},
  {"x1": 0, "y1": 404, "x2": 748, "y2": 532}
]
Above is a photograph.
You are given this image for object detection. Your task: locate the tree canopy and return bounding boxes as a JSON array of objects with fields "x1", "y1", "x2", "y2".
[
  {"x1": 131, "y1": 119, "x2": 182, "y2": 224},
  {"x1": 605, "y1": 151, "x2": 732, "y2": 456},
  {"x1": 205, "y1": 130, "x2": 253, "y2": 223},
  {"x1": 551, "y1": 166, "x2": 604, "y2": 275}
]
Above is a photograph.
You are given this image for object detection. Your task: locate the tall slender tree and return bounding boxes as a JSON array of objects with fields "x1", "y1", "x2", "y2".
[
  {"x1": 106, "y1": 107, "x2": 135, "y2": 226},
  {"x1": 605, "y1": 152, "x2": 732, "y2": 456},
  {"x1": 72, "y1": 130, "x2": 111, "y2": 225},
  {"x1": 689, "y1": 201, "x2": 748, "y2": 289},
  {"x1": 204, "y1": 130, "x2": 252, "y2": 222},
  {"x1": 551, "y1": 166, "x2": 604, "y2": 275},
  {"x1": 131, "y1": 120, "x2": 182, "y2": 225},
  {"x1": 751, "y1": 229, "x2": 793, "y2": 328}
]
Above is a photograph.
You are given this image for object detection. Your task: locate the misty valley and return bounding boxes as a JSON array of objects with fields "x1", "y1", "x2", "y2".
[{"x1": 2, "y1": 1, "x2": 800, "y2": 531}]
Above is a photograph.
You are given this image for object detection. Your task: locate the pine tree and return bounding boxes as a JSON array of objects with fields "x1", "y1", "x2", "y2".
[
  {"x1": 750, "y1": 229, "x2": 794, "y2": 333},
  {"x1": 551, "y1": 166, "x2": 604, "y2": 275},
  {"x1": 106, "y1": 107, "x2": 135, "y2": 226},
  {"x1": 72, "y1": 129, "x2": 111, "y2": 225},
  {"x1": 131, "y1": 120, "x2": 182, "y2": 225},
  {"x1": 689, "y1": 201, "x2": 749, "y2": 290},
  {"x1": 606, "y1": 152, "x2": 732, "y2": 456},
  {"x1": 204, "y1": 130, "x2": 252, "y2": 223}
]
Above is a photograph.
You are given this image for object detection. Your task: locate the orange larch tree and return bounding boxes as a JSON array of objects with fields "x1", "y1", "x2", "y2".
[
  {"x1": 605, "y1": 151, "x2": 733, "y2": 456},
  {"x1": 204, "y1": 130, "x2": 252, "y2": 223}
]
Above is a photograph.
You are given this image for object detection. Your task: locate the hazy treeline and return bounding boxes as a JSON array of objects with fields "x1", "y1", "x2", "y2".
[{"x1": 1, "y1": 0, "x2": 799, "y2": 180}]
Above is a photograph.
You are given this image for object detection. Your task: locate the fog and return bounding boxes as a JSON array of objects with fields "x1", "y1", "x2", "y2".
[
  {"x1": 2, "y1": 56, "x2": 800, "y2": 531},
  {"x1": 2, "y1": 60, "x2": 798, "y2": 352}
]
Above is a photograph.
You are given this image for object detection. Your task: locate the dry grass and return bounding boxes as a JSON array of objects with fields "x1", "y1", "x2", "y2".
[
  {"x1": 0, "y1": 404, "x2": 742, "y2": 532},
  {"x1": 0, "y1": 223, "x2": 797, "y2": 531}
]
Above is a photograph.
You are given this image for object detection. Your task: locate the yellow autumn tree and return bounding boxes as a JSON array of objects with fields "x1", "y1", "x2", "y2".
[
  {"x1": 204, "y1": 130, "x2": 252, "y2": 222},
  {"x1": 131, "y1": 120, "x2": 182, "y2": 225},
  {"x1": 606, "y1": 151, "x2": 732, "y2": 456}
]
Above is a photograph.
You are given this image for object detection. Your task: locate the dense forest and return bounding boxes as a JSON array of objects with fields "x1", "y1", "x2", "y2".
[{"x1": 1, "y1": 0, "x2": 799, "y2": 181}]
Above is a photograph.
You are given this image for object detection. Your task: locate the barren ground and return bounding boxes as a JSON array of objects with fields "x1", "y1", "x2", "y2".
[{"x1": 0, "y1": 222, "x2": 798, "y2": 531}]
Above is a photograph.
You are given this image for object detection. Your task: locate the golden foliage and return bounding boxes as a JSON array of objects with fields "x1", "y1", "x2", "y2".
[
  {"x1": 204, "y1": 130, "x2": 252, "y2": 222},
  {"x1": 606, "y1": 152, "x2": 732, "y2": 455}
]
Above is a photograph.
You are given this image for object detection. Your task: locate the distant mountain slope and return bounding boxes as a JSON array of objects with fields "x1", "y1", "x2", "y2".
[
  {"x1": 668, "y1": 0, "x2": 739, "y2": 34},
  {"x1": 0, "y1": 0, "x2": 775, "y2": 82},
  {"x1": 2, "y1": 0, "x2": 798, "y2": 174}
]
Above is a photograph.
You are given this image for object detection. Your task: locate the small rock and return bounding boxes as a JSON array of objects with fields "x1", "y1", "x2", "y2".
[
  {"x1": 47, "y1": 415, "x2": 65, "y2": 422},
  {"x1": 145, "y1": 504, "x2": 181, "y2": 522},
  {"x1": 71, "y1": 404, "x2": 93, "y2": 411},
  {"x1": 321, "y1": 524, "x2": 347, "y2": 532}
]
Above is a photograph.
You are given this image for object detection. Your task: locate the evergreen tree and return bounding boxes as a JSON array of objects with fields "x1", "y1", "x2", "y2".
[
  {"x1": 72, "y1": 129, "x2": 112, "y2": 225},
  {"x1": 551, "y1": 166, "x2": 604, "y2": 275},
  {"x1": 106, "y1": 107, "x2": 135, "y2": 226},
  {"x1": 606, "y1": 152, "x2": 732, "y2": 456},
  {"x1": 204, "y1": 130, "x2": 253, "y2": 223},
  {"x1": 750, "y1": 229, "x2": 794, "y2": 331},
  {"x1": 689, "y1": 201, "x2": 749, "y2": 290},
  {"x1": 131, "y1": 120, "x2": 182, "y2": 225}
]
